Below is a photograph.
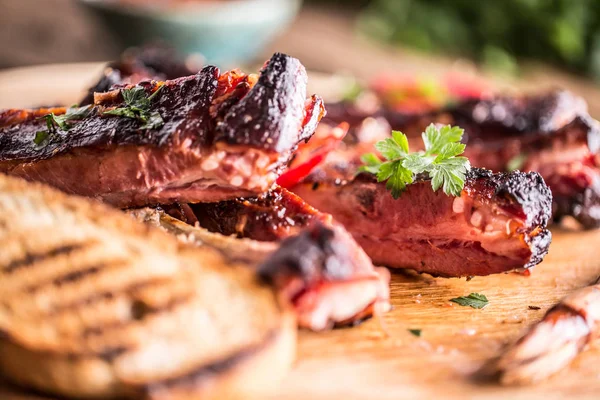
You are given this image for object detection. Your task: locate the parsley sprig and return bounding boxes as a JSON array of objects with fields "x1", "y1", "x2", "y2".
[
  {"x1": 450, "y1": 293, "x2": 489, "y2": 309},
  {"x1": 34, "y1": 105, "x2": 92, "y2": 149},
  {"x1": 359, "y1": 124, "x2": 471, "y2": 198},
  {"x1": 102, "y1": 85, "x2": 164, "y2": 130}
]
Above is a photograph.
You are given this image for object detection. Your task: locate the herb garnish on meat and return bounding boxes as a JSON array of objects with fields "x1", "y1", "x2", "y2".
[
  {"x1": 33, "y1": 105, "x2": 92, "y2": 149},
  {"x1": 450, "y1": 293, "x2": 489, "y2": 309},
  {"x1": 359, "y1": 124, "x2": 470, "y2": 198},
  {"x1": 103, "y1": 85, "x2": 164, "y2": 130}
]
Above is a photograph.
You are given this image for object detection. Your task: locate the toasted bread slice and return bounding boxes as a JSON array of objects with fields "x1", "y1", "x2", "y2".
[{"x1": 0, "y1": 174, "x2": 296, "y2": 399}]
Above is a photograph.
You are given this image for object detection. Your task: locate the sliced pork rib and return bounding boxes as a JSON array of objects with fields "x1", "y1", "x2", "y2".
[
  {"x1": 161, "y1": 187, "x2": 391, "y2": 330},
  {"x1": 325, "y1": 90, "x2": 600, "y2": 228},
  {"x1": 0, "y1": 53, "x2": 325, "y2": 207},
  {"x1": 291, "y1": 165, "x2": 552, "y2": 277}
]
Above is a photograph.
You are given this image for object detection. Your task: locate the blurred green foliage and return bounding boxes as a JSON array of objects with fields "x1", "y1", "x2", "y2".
[{"x1": 356, "y1": 0, "x2": 600, "y2": 78}]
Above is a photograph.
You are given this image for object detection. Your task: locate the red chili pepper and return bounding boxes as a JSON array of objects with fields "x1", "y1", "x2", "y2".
[{"x1": 277, "y1": 123, "x2": 348, "y2": 189}]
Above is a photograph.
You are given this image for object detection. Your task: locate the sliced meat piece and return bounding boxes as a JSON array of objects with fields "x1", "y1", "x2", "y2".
[
  {"x1": 164, "y1": 187, "x2": 391, "y2": 330},
  {"x1": 490, "y1": 277, "x2": 600, "y2": 385},
  {"x1": 0, "y1": 53, "x2": 325, "y2": 208},
  {"x1": 0, "y1": 174, "x2": 295, "y2": 400},
  {"x1": 292, "y1": 167, "x2": 552, "y2": 277}
]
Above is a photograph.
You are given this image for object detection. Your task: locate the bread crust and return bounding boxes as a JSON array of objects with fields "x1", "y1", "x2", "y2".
[{"x1": 0, "y1": 312, "x2": 296, "y2": 400}]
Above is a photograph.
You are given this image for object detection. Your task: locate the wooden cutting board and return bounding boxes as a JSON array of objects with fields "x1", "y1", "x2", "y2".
[{"x1": 1, "y1": 64, "x2": 599, "y2": 400}]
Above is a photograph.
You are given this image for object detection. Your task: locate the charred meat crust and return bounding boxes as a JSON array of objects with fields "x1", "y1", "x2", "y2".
[
  {"x1": 165, "y1": 187, "x2": 390, "y2": 329},
  {"x1": 523, "y1": 228, "x2": 552, "y2": 269},
  {"x1": 0, "y1": 69, "x2": 219, "y2": 162},
  {"x1": 214, "y1": 53, "x2": 313, "y2": 153},
  {"x1": 0, "y1": 53, "x2": 321, "y2": 163},
  {"x1": 554, "y1": 180, "x2": 600, "y2": 228}
]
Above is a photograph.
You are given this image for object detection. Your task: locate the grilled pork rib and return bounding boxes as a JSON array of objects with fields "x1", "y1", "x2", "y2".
[
  {"x1": 164, "y1": 187, "x2": 391, "y2": 329},
  {"x1": 291, "y1": 163, "x2": 552, "y2": 276},
  {"x1": 491, "y1": 276, "x2": 600, "y2": 385},
  {"x1": 325, "y1": 90, "x2": 600, "y2": 228},
  {"x1": 0, "y1": 53, "x2": 324, "y2": 207}
]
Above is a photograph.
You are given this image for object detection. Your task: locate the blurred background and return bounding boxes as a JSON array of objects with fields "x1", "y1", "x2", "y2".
[{"x1": 1, "y1": 0, "x2": 599, "y2": 111}]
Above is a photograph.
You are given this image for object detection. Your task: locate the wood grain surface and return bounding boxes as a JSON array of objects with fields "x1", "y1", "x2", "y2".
[{"x1": 1, "y1": 64, "x2": 599, "y2": 400}]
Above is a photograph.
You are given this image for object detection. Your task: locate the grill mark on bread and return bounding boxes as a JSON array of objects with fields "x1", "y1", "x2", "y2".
[
  {"x1": 3, "y1": 244, "x2": 82, "y2": 274},
  {"x1": 22, "y1": 263, "x2": 104, "y2": 293},
  {"x1": 98, "y1": 346, "x2": 130, "y2": 361},
  {"x1": 141, "y1": 328, "x2": 279, "y2": 397},
  {"x1": 81, "y1": 295, "x2": 195, "y2": 337},
  {"x1": 52, "y1": 264, "x2": 103, "y2": 287},
  {"x1": 4, "y1": 243, "x2": 124, "y2": 295},
  {"x1": 48, "y1": 280, "x2": 157, "y2": 316}
]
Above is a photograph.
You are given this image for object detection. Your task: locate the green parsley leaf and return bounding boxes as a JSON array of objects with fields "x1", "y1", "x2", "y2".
[
  {"x1": 450, "y1": 293, "x2": 489, "y2": 309},
  {"x1": 436, "y1": 142, "x2": 466, "y2": 159},
  {"x1": 33, "y1": 130, "x2": 50, "y2": 148},
  {"x1": 139, "y1": 111, "x2": 164, "y2": 130},
  {"x1": 358, "y1": 153, "x2": 382, "y2": 175},
  {"x1": 428, "y1": 156, "x2": 471, "y2": 196},
  {"x1": 391, "y1": 130, "x2": 410, "y2": 153},
  {"x1": 374, "y1": 130, "x2": 409, "y2": 160},
  {"x1": 102, "y1": 107, "x2": 137, "y2": 119},
  {"x1": 53, "y1": 105, "x2": 92, "y2": 129},
  {"x1": 385, "y1": 161, "x2": 413, "y2": 199},
  {"x1": 408, "y1": 329, "x2": 422, "y2": 337},
  {"x1": 402, "y1": 153, "x2": 433, "y2": 174},
  {"x1": 422, "y1": 124, "x2": 464, "y2": 156},
  {"x1": 33, "y1": 105, "x2": 92, "y2": 149},
  {"x1": 102, "y1": 85, "x2": 164, "y2": 129},
  {"x1": 359, "y1": 124, "x2": 471, "y2": 198}
]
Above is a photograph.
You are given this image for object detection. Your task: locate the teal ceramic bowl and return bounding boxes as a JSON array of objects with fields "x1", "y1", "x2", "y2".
[{"x1": 79, "y1": 0, "x2": 302, "y2": 66}]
